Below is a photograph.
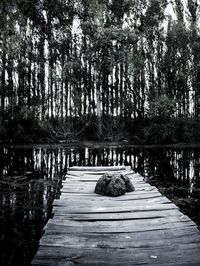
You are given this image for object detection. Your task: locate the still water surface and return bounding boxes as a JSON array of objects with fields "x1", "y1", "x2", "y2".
[{"x1": 0, "y1": 145, "x2": 200, "y2": 266}]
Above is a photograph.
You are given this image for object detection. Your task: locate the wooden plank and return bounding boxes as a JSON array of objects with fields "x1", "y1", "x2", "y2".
[
  {"x1": 60, "y1": 186, "x2": 158, "y2": 194},
  {"x1": 40, "y1": 233, "x2": 200, "y2": 249},
  {"x1": 65, "y1": 173, "x2": 140, "y2": 179},
  {"x1": 66, "y1": 170, "x2": 136, "y2": 178},
  {"x1": 61, "y1": 182, "x2": 152, "y2": 189},
  {"x1": 68, "y1": 166, "x2": 130, "y2": 172},
  {"x1": 32, "y1": 166, "x2": 200, "y2": 266},
  {"x1": 51, "y1": 209, "x2": 188, "y2": 221},
  {"x1": 57, "y1": 189, "x2": 161, "y2": 198},
  {"x1": 53, "y1": 194, "x2": 164, "y2": 204},
  {"x1": 32, "y1": 244, "x2": 200, "y2": 266},
  {"x1": 52, "y1": 202, "x2": 179, "y2": 214},
  {"x1": 52, "y1": 198, "x2": 172, "y2": 210},
  {"x1": 44, "y1": 220, "x2": 196, "y2": 234},
  {"x1": 40, "y1": 226, "x2": 200, "y2": 247}
]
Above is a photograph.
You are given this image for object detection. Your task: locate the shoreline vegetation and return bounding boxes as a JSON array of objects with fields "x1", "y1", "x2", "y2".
[
  {"x1": 2, "y1": 141, "x2": 200, "y2": 149},
  {"x1": 1, "y1": 116, "x2": 200, "y2": 145}
]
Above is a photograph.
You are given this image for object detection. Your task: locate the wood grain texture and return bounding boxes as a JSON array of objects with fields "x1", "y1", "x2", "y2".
[{"x1": 32, "y1": 166, "x2": 200, "y2": 266}]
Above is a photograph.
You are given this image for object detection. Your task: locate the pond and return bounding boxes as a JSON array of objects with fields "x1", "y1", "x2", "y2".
[{"x1": 0, "y1": 144, "x2": 200, "y2": 266}]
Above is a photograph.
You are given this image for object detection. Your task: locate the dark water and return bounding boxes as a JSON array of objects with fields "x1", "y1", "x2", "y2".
[{"x1": 0, "y1": 145, "x2": 200, "y2": 266}]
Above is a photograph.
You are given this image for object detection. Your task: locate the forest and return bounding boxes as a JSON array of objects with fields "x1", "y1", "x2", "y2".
[{"x1": 0, "y1": 0, "x2": 200, "y2": 144}]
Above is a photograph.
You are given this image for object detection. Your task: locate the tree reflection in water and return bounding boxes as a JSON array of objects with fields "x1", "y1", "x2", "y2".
[
  {"x1": 0, "y1": 146, "x2": 200, "y2": 266},
  {"x1": 0, "y1": 147, "x2": 65, "y2": 266}
]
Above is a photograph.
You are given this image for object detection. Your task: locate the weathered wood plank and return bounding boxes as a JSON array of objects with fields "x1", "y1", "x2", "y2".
[
  {"x1": 52, "y1": 203, "x2": 179, "y2": 215},
  {"x1": 44, "y1": 219, "x2": 196, "y2": 235},
  {"x1": 60, "y1": 186, "x2": 158, "y2": 194},
  {"x1": 68, "y1": 166, "x2": 130, "y2": 172},
  {"x1": 51, "y1": 209, "x2": 188, "y2": 221},
  {"x1": 32, "y1": 244, "x2": 200, "y2": 266},
  {"x1": 66, "y1": 170, "x2": 137, "y2": 179},
  {"x1": 54, "y1": 194, "x2": 163, "y2": 203},
  {"x1": 57, "y1": 189, "x2": 161, "y2": 198},
  {"x1": 53, "y1": 197, "x2": 171, "y2": 209},
  {"x1": 40, "y1": 234, "x2": 200, "y2": 250}
]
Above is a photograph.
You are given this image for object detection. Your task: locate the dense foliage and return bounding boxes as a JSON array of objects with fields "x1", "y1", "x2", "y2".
[{"x1": 0, "y1": 0, "x2": 200, "y2": 143}]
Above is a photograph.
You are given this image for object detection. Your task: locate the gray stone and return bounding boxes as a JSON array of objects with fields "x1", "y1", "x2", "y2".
[
  {"x1": 121, "y1": 174, "x2": 135, "y2": 192},
  {"x1": 95, "y1": 173, "x2": 135, "y2": 197},
  {"x1": 106, "y1": 175, "x2": 126, "y2": 196},
  {"x1": 95, "y1": 174, "x2": 112, "y2": 195}
]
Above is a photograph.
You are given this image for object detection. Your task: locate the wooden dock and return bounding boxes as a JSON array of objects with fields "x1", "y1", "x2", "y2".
[{"x1": 32, "y1": 166, "x2": 200, "y2": 265}]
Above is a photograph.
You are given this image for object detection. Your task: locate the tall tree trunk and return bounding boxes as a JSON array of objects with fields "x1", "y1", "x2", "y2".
[
  {"x1": 39, "y1": 34, "x2": 45, "y2": 118},
  {"x1": 1, "y1": 2, "x2": 7, "y2": 113},
  {"x1": 119, "y1": 62, "x2": 123, "y2": 119},
  {"x1": 96, "y1": 72, "x2": 102, "y2": 138}
]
